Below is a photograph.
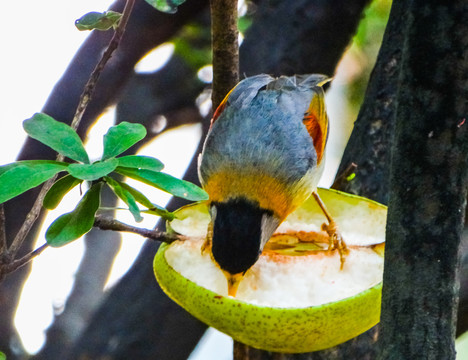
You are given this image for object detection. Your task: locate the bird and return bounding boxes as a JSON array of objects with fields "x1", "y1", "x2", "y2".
[{"x1": 198, "y1": 74, "x2": 346, "y2": 296}]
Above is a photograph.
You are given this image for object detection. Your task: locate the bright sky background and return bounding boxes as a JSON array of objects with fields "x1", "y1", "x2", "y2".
[
  {"x1": 1, "y1": 1, "x2": 350, "y2": 358},
  {"x1": 1, "y1": 1, "x2": 231, "y2": 358}
]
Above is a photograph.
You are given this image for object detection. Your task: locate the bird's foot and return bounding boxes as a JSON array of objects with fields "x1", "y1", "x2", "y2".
[
  {"x1": 321, "y1": 220, "x2": 348, "y2": 270},
  {"x1": 312, "y1": 191, "x2": 348, "y2": 269}
]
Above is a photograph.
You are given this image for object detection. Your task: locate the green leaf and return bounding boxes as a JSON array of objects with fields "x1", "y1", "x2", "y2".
[
  {"x1": 46, "y1": 183, "x2": 102, "y2": 247},
  {"x1": 23, "y1": 113, "x2": 90, "y2": 163},
  {"x1": 105, "y1": 177, "x2": 143, "y2": 222},
  {"x1": 0, "y1": 160, "x2": 68, "y2": 176},
  {"x1": 117, "y1": 155, "x2": 164, "y2": 172},
  {"x1": 75, "y1": 11, "x2": 122, "y2": 31},
  {"x1": 68, "y1": 158, "x2": 118, "y2": 181},
  {"x1": 102, "y1": 122, "x2": 146, "y2": 160},
  {"x1": 116, "y1": 167, "x2": 208, "y2": 201},
  {"x1": 0, "y1": 351, "x2": 6, "y2": 360},
  {"x1": 142, "y1": 206, "x2": 176, "y2": 221},
  {"x1": 144, "y1": 0, "x2": 186, "y2": 13},
  {"x1": 43, "y1": 175, "x2": 82, "y2": 210},
  {"x1": 173, "y1": 24, "x2": 211, "y2": 70},
  {"x1": 119, "y1": 182, "x2": 175, "y2": 221},
  {"x1": 118, "y1": 182, "x2": 154, "y2": 209},
  {"x1": 0, "y1": 163, "x2": 68, "y2": 204}
]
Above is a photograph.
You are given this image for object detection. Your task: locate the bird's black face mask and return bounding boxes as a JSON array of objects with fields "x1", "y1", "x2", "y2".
[{"x1": 210, "y1": 198, "x2": 276, "y2": 275}]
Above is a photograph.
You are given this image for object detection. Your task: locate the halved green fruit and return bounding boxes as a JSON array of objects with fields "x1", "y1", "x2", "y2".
[{"x1": 154, "y1": 188, "x2": 386, "y2": 353}]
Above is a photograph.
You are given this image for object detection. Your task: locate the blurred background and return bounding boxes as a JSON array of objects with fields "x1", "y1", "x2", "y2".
[{"x1": 0, "y1": 0, "x2": 392, "y2": 358}]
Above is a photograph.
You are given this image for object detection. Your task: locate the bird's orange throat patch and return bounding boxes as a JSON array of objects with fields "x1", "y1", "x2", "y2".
[{"x1": 203, "y1": 170, "x2": 312, "y2": 220}]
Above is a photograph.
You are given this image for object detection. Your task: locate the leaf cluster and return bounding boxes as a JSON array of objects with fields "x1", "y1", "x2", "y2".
[
  {"x1": 145, "y1": 0, "x2": 187, "y2": 14},
  {"x1": 75, "y1": 11, "x2": 122, "y2": 31},
  {"x1": 0, "y1": 113, "x2": 208, "y2": 247},
  {"x1": 74, "y1": 0, "x2": 190, "y2": 30}
]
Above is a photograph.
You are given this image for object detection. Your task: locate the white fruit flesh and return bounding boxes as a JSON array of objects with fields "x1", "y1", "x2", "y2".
[{"x1": 165, "y1": 239, "x2": 383, "y2": 307}]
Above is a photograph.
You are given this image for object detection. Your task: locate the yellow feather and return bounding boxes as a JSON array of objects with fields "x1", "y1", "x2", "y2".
[{"x1": 203, "y1": 168, "x2": 317, "y2": 220}]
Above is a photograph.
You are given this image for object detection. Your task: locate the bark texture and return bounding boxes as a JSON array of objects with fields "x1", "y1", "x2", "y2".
[
  {"x1": 379, "y1": 1, "x2": 468, "y2": 359},
  {"x1": 336, "y1": 0, "x2": 406, "y2": 205},
  {"x1": 210, "y1": 0, "x2": 239, "y2": 108},
  {"x1": 234, "y1": 328, "x2": 380, "y2": 360}
]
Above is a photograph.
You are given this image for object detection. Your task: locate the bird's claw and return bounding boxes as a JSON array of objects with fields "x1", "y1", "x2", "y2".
[{"x1": 321, "y1": 220, "x2": 348, "y2": 270}]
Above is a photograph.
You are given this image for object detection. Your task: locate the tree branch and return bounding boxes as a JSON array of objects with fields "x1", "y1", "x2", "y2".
[
  {"x1": 331, "y1": 162, "x2": 358, "y2": 190},
  {"x1": 71, "y1": 0, "x2": 135, "y2": 130},
  {"x1": 210, "y1": 0, "x2": 239, "y2": 109},
  {"x1": 2, "y1": 244, "x2": 48, "y2": 279},
  {"x1": 93, "y1": 215, "x2": 186, "y2": 243},
  {"x1": 3, "y1": 0, "x2": 135, "y2": 265},
  {"x1": 0, "y1": 206, "x2": 6, "y2": 254},
  {"x1": 240, "y1": 0, "x2": 372, "y2": 77}
]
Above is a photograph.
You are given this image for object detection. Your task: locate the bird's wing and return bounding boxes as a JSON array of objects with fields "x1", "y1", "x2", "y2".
[
  {"x1": 301, "y1": 83, "x2": 329, "y2": 165},
  {"x1": 211, "y1": 74, "x2": 273, "y2": 125},
  {"x1": 209, "y1": 74, "x2": 330, "y2": 165},
  {"x1": 266, "y1": 74, "x2": 330, "y2": 165}
]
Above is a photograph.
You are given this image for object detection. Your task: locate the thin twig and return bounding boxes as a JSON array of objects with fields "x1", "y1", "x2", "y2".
[
  {"x1": 331, "y1": 162, "x2": 358, "y2": 190},
  {"x1": 8, "y1": 177, "x2": 57, "y2": 257},
  {"x1": 6, "y1": 0, "x2": 135, "y2": 260},
  {"x1": 0, "y1": 205, "x2": 6, "y2": 254},
  {"x1": 94, "y1": 215, "x2": 185, "y2": 243},
  {"x1": 4, "y1": 243, "x2": 48, "y2": 276},
  {"x1": 71, "y1": 0, "x2": 135, "y2": 130}
]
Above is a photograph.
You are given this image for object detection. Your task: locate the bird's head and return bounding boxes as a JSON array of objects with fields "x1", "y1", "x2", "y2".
[{"x1": 209, "y1": 198, "x2": 280, "y2": 294}]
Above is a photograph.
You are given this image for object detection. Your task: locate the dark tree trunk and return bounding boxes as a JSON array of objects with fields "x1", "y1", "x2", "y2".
[
  {"x1": 379, "y1": 1, "x2": 468, "y2": 359},
  {"x1": 336, "y1": 0, "x2": 406, "y2": 206},
  {"x1": 240, "y1": 0, "x2": 371, "y2": 78}
]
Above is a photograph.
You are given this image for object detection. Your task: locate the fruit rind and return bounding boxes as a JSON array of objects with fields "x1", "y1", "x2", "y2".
[
  {"x1": 154, "y1": 242, "x2": 382, "y2": 353},
  {"x1": 155, "y1": 188, "x2": 385, "y2": 353}
]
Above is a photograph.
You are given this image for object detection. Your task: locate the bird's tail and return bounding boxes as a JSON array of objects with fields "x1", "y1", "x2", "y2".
[{"x1": 266, "y1": 74, "x2": 331, "y2": 90}]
